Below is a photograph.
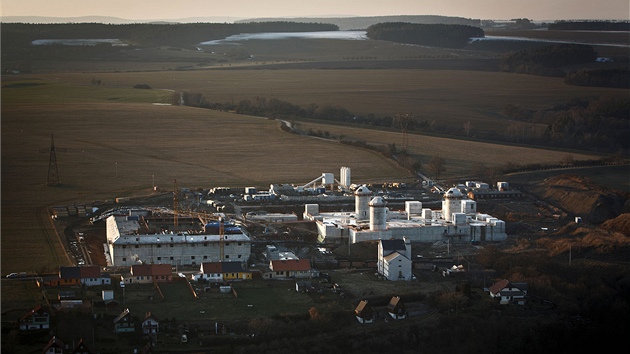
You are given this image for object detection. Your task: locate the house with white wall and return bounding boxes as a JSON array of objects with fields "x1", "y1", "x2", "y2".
[{"x1": 378, "y1": 237, "x2": 413, "y2": 281}]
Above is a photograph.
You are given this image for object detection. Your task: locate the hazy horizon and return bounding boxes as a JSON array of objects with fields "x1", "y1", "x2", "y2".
[{"x1": 2, "y1": 0, "x2": 629, "y2": 22}]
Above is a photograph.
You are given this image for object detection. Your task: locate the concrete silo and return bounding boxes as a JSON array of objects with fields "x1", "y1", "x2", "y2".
[
  {"x1": 369, "y1": 196, "x2": 387, "y2": 231},
  {"x1": 442, "y1": 187, "x2": 463, "y2": 222},
  {"x1": 354, "y1": 185, "x2": 372, "y2": 221}
]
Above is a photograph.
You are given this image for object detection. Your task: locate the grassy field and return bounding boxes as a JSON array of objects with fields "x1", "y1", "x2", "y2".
[
  {"x1": 20, "y1": 68, "x2": 628, "y2": 135},
  {"x1": 111, "y1": 279, "x2": 336, "y2": 322},
  {"x1": 2, "y1": 31, "x2": 627, "y2": 276}
]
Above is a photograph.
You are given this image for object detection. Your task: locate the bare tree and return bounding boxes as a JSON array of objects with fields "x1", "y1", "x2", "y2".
[{"x1": 426, "y1": 156, "x2": 447, "y2": 180}]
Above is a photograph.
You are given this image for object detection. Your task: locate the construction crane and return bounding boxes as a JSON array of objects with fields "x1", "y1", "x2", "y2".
[
  {"x1": 219, "y1": 217, "x2": 225, "y2": 261},
  {"x1": 173, "y1": 179, "x2": 179, "y2": 229}
]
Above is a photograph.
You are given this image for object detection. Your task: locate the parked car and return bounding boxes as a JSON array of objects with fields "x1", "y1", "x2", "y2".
[{"x1": 6, "y1": 273, "x2": 18, "y2": 278}]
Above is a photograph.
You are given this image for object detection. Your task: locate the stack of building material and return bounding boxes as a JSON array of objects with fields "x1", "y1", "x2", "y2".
[
  {"x1": 68, "y1": 206, "x2": 78, "y2": 216},
  {"x1": 52, "y1": 206, "x2": 69, "y2": 218},
  {"x1": 76, "y1": 204, "x2": 87, "y2": 217}
]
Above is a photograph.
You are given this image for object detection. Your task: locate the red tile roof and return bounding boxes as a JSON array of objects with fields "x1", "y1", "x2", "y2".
[
  {"x1": 201, "y1": 262, "x2": 222, "y2": 274},
  {"x1": 131, "y1": 264, "x2": 172, "y2": 277},
  {"x1": 489, "y1": 279, "x2": 510, "y2": 294},
  {"x1": 270, "y1": 259, "x2": 311, "y2": 272},
  {"x1": 79, "y1": 265, "x2": 101, "y2": 278}
]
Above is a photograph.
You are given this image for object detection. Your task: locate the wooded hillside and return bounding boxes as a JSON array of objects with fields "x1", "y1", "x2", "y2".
[
  {"x1": 366, "y1": 22, "x2": 484, "y2": 48},
  {"x1": 1, "y1": 22, "x2": 339, "y2": 48}
]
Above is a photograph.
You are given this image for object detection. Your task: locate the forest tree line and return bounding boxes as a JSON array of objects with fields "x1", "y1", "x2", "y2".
[
  {"x1": 499, "y1": 43, "x2": 628, "y2": 89},
  {"x1": 0, "y1": 21, "x2": 339, "y2": 48},
  {"x1": 177, "y1": 91, "x2": 629, "y2": 154},
  {"x1": 499, "y1": 43, "x2": 598, "y2": 77},
  {"x1": 366, "y1": 22, "x2": 484, "y2": 48},
  {"x1": 548, "y1": 20, "x2": 630, "y2": 31}
]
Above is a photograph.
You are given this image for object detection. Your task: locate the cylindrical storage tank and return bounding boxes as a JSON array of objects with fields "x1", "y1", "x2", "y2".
[
  {"x1": 354, "y1": 185, "x2": 371, "y2": 221},
  {"x1": 443, "y1": 188, "x2": 463, "y2": 222},
  {"x1": 369, "y1": 196, "x2": 387, "y2": 231},
  {"x1": 340, "y1": 167, "x2": 351, "y2": 187},
  {"x1": 322, "y1": 173, "x2": 334, "y2": 185}
]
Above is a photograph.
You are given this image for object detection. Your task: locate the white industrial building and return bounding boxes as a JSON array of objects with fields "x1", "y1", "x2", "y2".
[
  {"x1": 106, "y1": 211, "x2": 251, "y2": 267},
  {"x1": 304, "y1": 185, "x2": 507, "y2": 244}
]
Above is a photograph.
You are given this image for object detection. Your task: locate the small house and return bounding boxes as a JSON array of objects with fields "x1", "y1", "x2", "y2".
[
  {"x1": 193, "y1": 261, "x2": 252, "y2": 282},
  {"x1": 489, "y1": 279, "x2": 528, "y2": 305},
  {"x1": 221, "y1": 262, "x2": 252, "y2": 280},
  {"x1": 387, "y1": 296, "x2": 407, "y2": 320},
  {"x1": 195, "y1": 262, "x2": 223, "y2": 282},
  {"x1": 59, "y1": 266, "x2": 82, "y2": 286},
  {"x1": 142, "y1": 312, "x2": 159, "y2": 334},
  {"x1": 268, "y1": 259, "x2": 311, "y2": 279},
  {"x1": 123, "y1": 264, "x2": 172, "y2": 285},
  {"x1": 43, "y1": 336, "x2": 65, "y2": 354},
  {"x1": 19, "y1": 304, "x2": 50, "y2": 330},
  {"x1": 78, "y1": 265, "x2": 104, "y2": 286},
  {"x1": 71, "y1": 338, "x2": 96, "y2": 354},
  {"x1": 354, "y1": 300, "x2": 374, "y2": 324},
  {"x1": 113, "y1": 308, "x2": 135, "y2": 333}
]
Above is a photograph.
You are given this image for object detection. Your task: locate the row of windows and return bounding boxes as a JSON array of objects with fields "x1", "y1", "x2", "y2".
[
  {"x1": 122, "y1": 242, "x2": 243, "y2": 248},
  {"x1": 121, "y1": 255, "x2": 242, "y2": 262}
]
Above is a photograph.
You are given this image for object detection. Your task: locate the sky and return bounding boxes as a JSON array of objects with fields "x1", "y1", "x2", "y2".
[{"x1": 2, "y1": 0, "x2": 629, "y2": 21}]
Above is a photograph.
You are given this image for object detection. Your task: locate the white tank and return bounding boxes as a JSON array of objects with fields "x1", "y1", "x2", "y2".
[
  {"x1": 443, "y1": 188, "x2": 463, "y2": 222},
  {"x1": 322, "y1": 173, "x2": 334, "y2": 185},
  {"x1": 354, "y1": 185, "x2": 371, "y2": 221},
  {"x1": 369, "y1": 196, "x2": 387, "y2": 231},
  {"x1": 340, "y1": 167, "x2": 351, "y2": 187}
]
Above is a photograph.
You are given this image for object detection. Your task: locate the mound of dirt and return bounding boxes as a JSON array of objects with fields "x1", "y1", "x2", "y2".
[
  {"x1": 531, "y1": 174, "x2": 628, "y2": 224},
  {"x1": 601, "y1": 213, "x2": 630, "y2": 235}
]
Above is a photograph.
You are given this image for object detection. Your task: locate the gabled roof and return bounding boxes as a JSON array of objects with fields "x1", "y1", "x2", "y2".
[
  {"x1": 383, "y1": 251, "x2": 408, "y2": 262},
  {"x1": 21, "y1": 304, "x2": 47, "y2": 322},
  {"x1": 387, "y1": 296, "x2": 404, "y2": 312},
  {"x1": 489, "y1": 279, "x2": 528, "y2": 295},
  {"x1": 60, "y1": 266, "x2": 81, "y2": 279},
  {"x1": 355, "y1": 300, "x2": 372, "y2": 316},
  {"x1": 488, "y1": 279, "x2": 510, "y2": 294},
  {"x1": 113, "y1": 308, "x2": 131, "y2": 324},
  {"x1": 143, "y1": 311, "x2": 158, "y2": 322},
  {"x1": 43, "y1": 336, "x2": 64, "y2": 354},
  {"x1": 79, "y1": 265, "x2": 101, "y2": 278},
  {"x1": 221, "y1": 262, "x2": 244, "y2": 273},
  {"x1": 380, "y1": 239, "x2": 406, "y2": 252},
  {"x1": 271, "y1": 259, "x2": 311, "y2": 272},
  {"x1": 71, "y1": 338, "x2": 96, "y2": 354},
  {"x1": 201, "y1": 262, "x2": 222, "y2": 274},
  {"x1": 201, "y1": 261, "x2": 247, "y2": 274},
  {"x1": 131, "y1": 264, "x2": 172, "y2": 277}
]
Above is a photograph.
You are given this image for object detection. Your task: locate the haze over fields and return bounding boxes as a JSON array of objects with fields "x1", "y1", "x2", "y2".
[{"x1": 2, "y1": 0, "x2": 629, "y2": 22}]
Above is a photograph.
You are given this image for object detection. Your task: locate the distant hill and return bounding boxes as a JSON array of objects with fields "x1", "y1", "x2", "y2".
[
  {"x1": 0, "y1": 15, "x2": 243, "y2": 24},
  {"x1": 237, "y1": 15, "x2": 482, "y2": 30},
  {"x1": 3, "y1": 15, "x2": 481, "y2": 29}
]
